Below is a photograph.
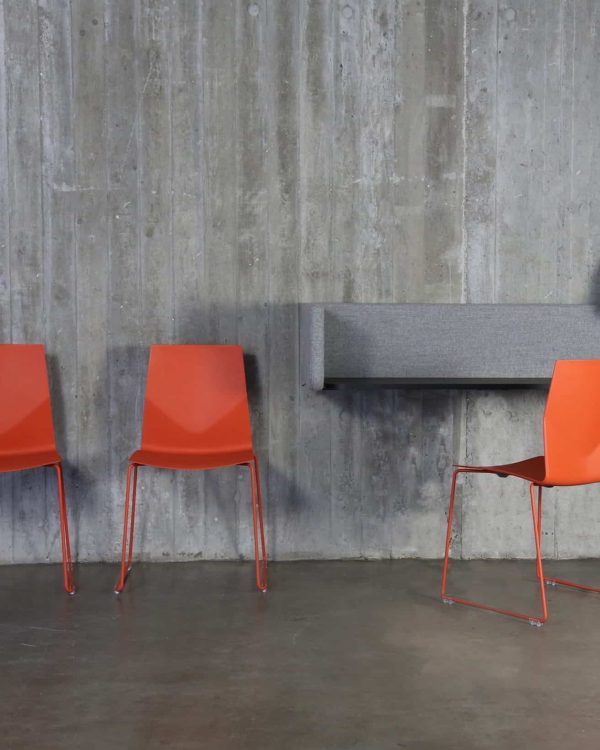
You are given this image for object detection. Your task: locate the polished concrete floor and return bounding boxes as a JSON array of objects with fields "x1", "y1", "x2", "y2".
[{"x1": 2, "y1": 559, "x2": 600, "y2": 749}]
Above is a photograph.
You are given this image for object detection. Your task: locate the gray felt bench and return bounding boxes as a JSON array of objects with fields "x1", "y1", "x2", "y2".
[{"x1": 300, "y1": 303, "x2": 600, "y2": 390}]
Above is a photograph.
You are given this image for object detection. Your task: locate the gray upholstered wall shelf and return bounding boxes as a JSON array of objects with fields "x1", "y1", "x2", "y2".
[{"x1": 300, "y1": 304, "x2": 600, "y2": 390}]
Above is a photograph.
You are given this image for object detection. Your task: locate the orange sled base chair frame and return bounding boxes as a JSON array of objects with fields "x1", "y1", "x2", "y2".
[
  {"x1": 115, "y1": 345, "x2": 267, "y2": 594},
  {"x1": 0, "y1": 345, "x2": 74, "y2": 593},
  {"x1": 441, "y1": 360, "x2": 600, "y2": 626}
]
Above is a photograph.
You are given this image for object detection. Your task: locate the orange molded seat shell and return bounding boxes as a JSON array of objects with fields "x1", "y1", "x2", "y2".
[
  {"x1": 0, "y1": 345, "x2": 60, "y2": 473},
  {"x1": 130, "y1": 345, "x2": 255, "y2": 470},
  {"x1": 455, "y1": 360, "x2": 600, "y2": 487},
  {"x1": 542, "y1": 360, "x2": 600, "y2": 485}
]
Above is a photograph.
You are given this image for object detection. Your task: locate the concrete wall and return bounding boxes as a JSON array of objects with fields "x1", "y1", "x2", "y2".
[
  {"x1": 0, "y1": 0, "x2": 598, "y2": 564},
  {"x1": 463, "y1": 0, "x2": 600, "y2": 560}
]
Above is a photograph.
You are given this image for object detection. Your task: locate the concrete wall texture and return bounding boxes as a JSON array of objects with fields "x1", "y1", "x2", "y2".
[{"x1": 0, "y1": 0, "x2": 599, "y2": 564}]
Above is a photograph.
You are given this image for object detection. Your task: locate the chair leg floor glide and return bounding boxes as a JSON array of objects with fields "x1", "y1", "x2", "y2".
[{"x1": 441, "y1": 469, "x2": 548, "y2": 626}]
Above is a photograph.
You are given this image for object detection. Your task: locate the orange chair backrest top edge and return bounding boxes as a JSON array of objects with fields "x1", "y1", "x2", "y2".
[
  {"x1": 140, "y1": 344, "x2": 254, "y2": 454},
  {"x1": 543, "y1": 359, "x2": 600, "y2": 485},
  {"x1": 0, "y1": 344, "x2": 57, "y2": 454}
]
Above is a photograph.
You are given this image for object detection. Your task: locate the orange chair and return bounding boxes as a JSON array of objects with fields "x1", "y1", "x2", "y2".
[
  {"x1": 441, "y1": 360, "x2": 600, "y2": 626},
  {"x1": 115, "y1": 345, "x2": 267, "y2": 593},
  {"x1": 0, "y1": 344, "x2": 74, "y2": 593}
]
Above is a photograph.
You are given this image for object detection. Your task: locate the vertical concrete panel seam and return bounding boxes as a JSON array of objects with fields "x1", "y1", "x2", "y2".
[
  {"x1": 493, "y1": 0, "x2": 499, "y2": 301},
  {"x1": 198, "y1": 0, "x2": 206, "y2": 288},
  {"x1": 556, "y1": 0, "x2": 567, "y2": 558},
  {"x1": 133, "y1": 0, "x2": 144, "y2": 557},
  {"x1": 134, "y1": 0, "x2": 143, "y2": 342},
  {"x1": 568, "y1": 8, "x2": 576, "y2": 299},
  {"x1": 457, "y1": 0, "x2": 469, "y2": 559},
  {"x1": 259, "y1": 0, "x2": 271, "y2": 528},
  {"x1": 35, "y1": 3, "x2": 46, "y2": 347},
  {"x1": 102, "y1": 0, "x2": 114, "y2": 561},
  {"x1": 233, "y1": 0, "x2": 241, "y2": 554},
  {"x1": 328, "y1": 0, "x2": 335, "y2": 544},
  {"x1": 0, "y1": 0, "x2": 13, "y2": 562},
  {"x1": 68, "y1": 0, "x2": 79, "y2": 559},
  {"x1": 0, "y1": 0, "x2": 9, "y2": 338},
  {"x1": 297, "y1": 0, "x2": 304, "y2": 300},
  {"x1": 199, "y1": 0, "x2": 208, "y2": 556},
  {"x1": 37, "y1": 2, "x2": 57, "y2": 556},
  {"x1": 262, "y1": 0, "x2": 274, "y2": 553},
  {"x1": 461, "y1": 0, "x2": 468, "y2": 306},
  {"x1": 540, "y1": 1, "x2": 547, "y2": 295},
  {"x1": 36, "y1": 0, "x2": 50, "y2": 561},
  {"x1": 134, "y1": 0, "x2": 143, "y2": 417},
  {"x1": 167, "y1": 0, "x2": 176, "y2": 556}
]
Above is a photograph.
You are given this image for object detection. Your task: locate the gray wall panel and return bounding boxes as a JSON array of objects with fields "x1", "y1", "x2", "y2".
[{"x1": 0, "y1": 1, "x2": 598, "y2": 563}]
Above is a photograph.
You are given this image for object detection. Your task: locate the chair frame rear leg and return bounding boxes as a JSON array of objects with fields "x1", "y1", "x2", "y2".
[
  {"x1": 248, "y1": 456, "x2": 267, "y2": 592},
  {"x1": 115, "y1": 463, "x2": 138, "y2": 594},
  {"x1": 520, "y1": 483, "x2": 600, "y2": 594},
  {"x1": 441, "y1": 469, "x2": 548, "y2": 626},
  {"x1": 54, "y1": 462, "x2": 75, "y2": 594},
  {"x1": 535, "y1": 485, "x2": 543, "y2": 580},
  {"x1": 542, "y1": 484, "x2": 600, "y2": 590}
]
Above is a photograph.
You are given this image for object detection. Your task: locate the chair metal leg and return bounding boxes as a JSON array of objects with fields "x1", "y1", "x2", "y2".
[
  {"x1": 54, "y1": 462, "x2": 75, "y2": 594},
  {"x1": 441, "y1": 469, "x2": 548, "y2": 626},
  {"x1": 532, "y1": 485, "x2": 600, "y2": 594},
  {"x1": 249, "y1": 457, "x2": 267, "y2": 592},
  {"x1": 440, "y1": 469, "x2": 459, "y2": 599},
  {"x1": 535, "y1": 485, "x2": 543, "y2": 580},
  {"x1": 542, "y1": 491, "x2": 600, "y2": 593},
  {"x1": 115, "y1": 463, "x2": 138, "y2": 594},
  {"x1": 127, "y1": 464, "x2": 138, "y2": 571},
  {"x1": 529, "y1": 482, "x2": 548, "y2": 623}
]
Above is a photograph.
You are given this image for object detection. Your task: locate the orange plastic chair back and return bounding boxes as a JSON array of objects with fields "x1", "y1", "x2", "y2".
[
  {"x1": 0, "y1": 344, "x2": 56, "y2": 456},
  {"x1": 544, "y1": 360, "x2": 600, "y2": 485},
  {"x1": 140, "y1": 345, "x2": 253, "y2": 455}
]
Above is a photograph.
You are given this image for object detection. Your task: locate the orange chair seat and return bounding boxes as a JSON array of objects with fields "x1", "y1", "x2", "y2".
[
  {"x1": 129, "y1": 447, "x2": 255, "y2": 471},
  {"x1": 454, "y1": 455, "x2": 546, "y2": 484},
  {"x1": 0, "y1": 448, "x2": 61, "y2": 473}
]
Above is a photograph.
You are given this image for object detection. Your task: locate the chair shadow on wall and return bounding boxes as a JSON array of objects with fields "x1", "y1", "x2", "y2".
[
  {"x1": 50, "y1": 339, "x2": 247, "y2": 568},
  {"x1": 103, "y1": 342, "x2": 249, "y2": 567},
  {"x1": 46, "y1": 352, "x2": 87, "y2": 565},
  {"x1": 49, "y1": 350, "x2": 123, "y2": 566},
  {"x1": 171, "y1": 300, "x2": 306, "y2": 563},
  {"x1": 44, "y1": 301, "x2": 311, "y2": 568}
]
